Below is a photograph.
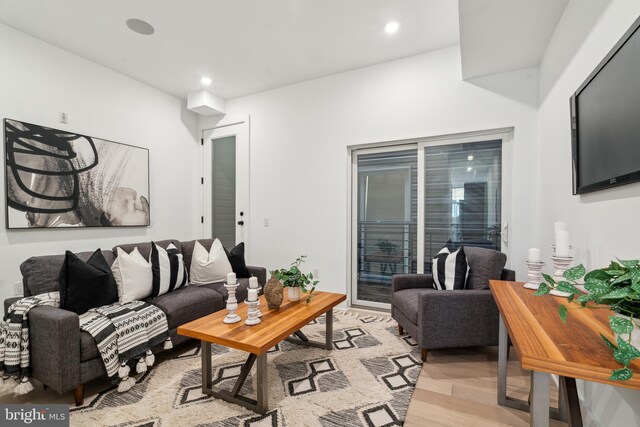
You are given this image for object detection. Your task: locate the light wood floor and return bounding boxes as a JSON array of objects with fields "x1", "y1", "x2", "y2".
[{"x1": 405, "y1": 346, "x2": 566, "y2": 426}]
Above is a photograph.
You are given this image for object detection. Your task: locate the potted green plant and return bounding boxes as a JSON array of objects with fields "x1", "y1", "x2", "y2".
[
  {"x1": 535, "y1": 260, "x2": 640, "y2": 380},
  {"x1": 376, "y1": 239, "x2": 398, "y2": 256},
  {"x1": 273, "y1": 255, "x2": 319, "y2": 303}
]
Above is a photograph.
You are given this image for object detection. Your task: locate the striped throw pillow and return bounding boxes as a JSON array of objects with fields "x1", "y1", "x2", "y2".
[
  {"x1": 432, "y1": 246, "x2": 469, "y2": 290},
  {"x1": 150, "y1": 242, "x2": 188, "y2": 298}
]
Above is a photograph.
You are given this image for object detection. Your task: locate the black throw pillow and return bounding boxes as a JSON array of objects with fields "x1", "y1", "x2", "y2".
[
  {"x1": 224, "y1": 242, "x2": 251, "y2": 278},
  {"x1": 59, "y1": 249, "x2": 118, "y2": 315}
]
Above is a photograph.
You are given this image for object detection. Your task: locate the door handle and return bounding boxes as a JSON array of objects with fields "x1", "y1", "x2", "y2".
[{"x1": 237, "y1": 220, "x2": 244, "y2": 226}]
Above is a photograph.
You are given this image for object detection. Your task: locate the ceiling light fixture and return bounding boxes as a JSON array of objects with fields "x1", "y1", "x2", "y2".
[
  {"x1": 467, "y1": 155, "x2": 474, "y2": 161},
  {"x1": 385, "y1": 21, "x2": 400, "y2": 34},
  {"x1": 201, "y1": 77, "x2": 212, "y2": 86},
  {"x1": 467, "y1": 167, "x2": 472, "y2": 172},
  {"x1": 126, "y1": 18, "x2": 155, "y2": 35}
]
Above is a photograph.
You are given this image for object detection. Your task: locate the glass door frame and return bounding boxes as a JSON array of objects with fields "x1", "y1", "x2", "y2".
[{"x1": 348, "y1": 129, "x2": 513, "y2": 310}]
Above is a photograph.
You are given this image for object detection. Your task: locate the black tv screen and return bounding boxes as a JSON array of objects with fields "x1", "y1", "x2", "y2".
[{"x1": 571, "y1": 15, "x2": 640, "y2": 194}]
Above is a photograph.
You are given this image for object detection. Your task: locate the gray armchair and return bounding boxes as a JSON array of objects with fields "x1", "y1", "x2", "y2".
[{"x1": 391, "y1": 246, "x2": 515, "y2": 362}]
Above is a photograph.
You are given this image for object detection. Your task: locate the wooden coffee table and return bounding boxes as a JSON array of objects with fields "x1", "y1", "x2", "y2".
[{"x1": 177, "y1": 291, "x2": 346, "y2": 414}]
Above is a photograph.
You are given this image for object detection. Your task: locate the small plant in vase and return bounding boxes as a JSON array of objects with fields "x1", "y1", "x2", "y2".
[
  {"x1": 273, "y1": 255, "x2": 319, "y2": 303},
  {"x1": 535, "y1": 260, "x2": 640, "y2": 380},
  {"x1": 376, "y1": 239, "x2": 398, "y2": 256}
]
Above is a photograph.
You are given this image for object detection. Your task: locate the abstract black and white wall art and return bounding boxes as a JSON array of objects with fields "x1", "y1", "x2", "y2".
[{"x1": 4, "y1": 119, "x2": 150, "y2": 228}]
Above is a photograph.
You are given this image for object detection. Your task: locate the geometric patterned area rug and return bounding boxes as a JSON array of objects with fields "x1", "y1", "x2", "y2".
[{"x1": 69, "y1": 312, "x2": 421, "y2": 426}]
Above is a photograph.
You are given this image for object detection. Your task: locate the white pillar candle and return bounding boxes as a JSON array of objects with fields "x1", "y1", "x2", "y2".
[
  {"x1": 248, "y1": 288, "x2": 258, "y2": 301},
  {"x1": 227, "y1": 272, "x2": 236, "y2": 285},
  {"x1": 249, "y1": 277, "x2": 259, "y2": 289},
  {"x1": 554, "y1": 221, "x2": 566, "y2": 234},
  {"x1": 556, "y1": 230, "x2": 570, "y2": 257},
  {"x1": 528, "y1": 248, "x2": 541, "y2": 263}
]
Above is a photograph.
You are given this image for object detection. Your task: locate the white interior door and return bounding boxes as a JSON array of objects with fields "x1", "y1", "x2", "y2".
[{"x1": 202, "y1": 117, "x2": 250, "y2": 258}]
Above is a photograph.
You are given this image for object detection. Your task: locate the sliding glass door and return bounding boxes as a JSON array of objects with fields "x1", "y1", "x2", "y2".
[
  {"x1": 354, "y1": 148, "x2": 418, "y2": 307},
  {"x1": 350, "y1": 132, "x2": 510, "y2": 309},
  {"x1": 422, "y1": 139, "x2": 503, "y2": 273}
]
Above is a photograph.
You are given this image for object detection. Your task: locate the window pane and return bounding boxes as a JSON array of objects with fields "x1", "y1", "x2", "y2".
[
  {"x1": 424, "y1": 140, "x2": 502, "y2": 273},
  {"x1": 212, "y1": 136, "x2": 236, "y2": 249},
  {"x1": 356, "y1": 150, "x2": 417, "y2": 304}
]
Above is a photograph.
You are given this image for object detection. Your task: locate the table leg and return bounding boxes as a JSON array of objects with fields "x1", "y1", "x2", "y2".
[
  {"x1": 558, "y1": 375, "x2": 567, "y2": 421},
  {"x1": 497, "y1": 316, "x2": 539, "y2": 413},
  {"x1": 256, "y1": 353, "x2": 268, "y2": 414},
  {"x1": 294, "y1": 330, "x2": 309, "y2": 342},
  {"x1": 284, "y1": 309, "x2": 335, "y2": 350},
  {"x1": 231, "y1": 353, "x2": 257, "y2": 396},
  {"x1": 202, "y1": 341, "x2": 212, "y2": 390},
  {"x1": 326, "y1": 308, "x2": 333, "y2": 350},
  {"x1": 530, "y1": 371, "x2": 550, "y2": 427},
  {"x1": 561, "y1": 376, "x2": 584, "y2": 427},
  {"x1": 498, "y1": 315, "x2": 509, "y2": 406}
]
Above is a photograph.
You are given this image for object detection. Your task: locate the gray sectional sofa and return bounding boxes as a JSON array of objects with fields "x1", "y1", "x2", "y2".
[{"x1": 3, "y1": 238, "x2": 266, "y2": 405}]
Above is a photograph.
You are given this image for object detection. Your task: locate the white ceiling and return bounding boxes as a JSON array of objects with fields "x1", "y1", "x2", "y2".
[
  {"x1": 0, "y1": 0, "x2": 460, "y2": 99},
  {"x1": 459, "y1": 0, "x2": 569, "y2": 80}
]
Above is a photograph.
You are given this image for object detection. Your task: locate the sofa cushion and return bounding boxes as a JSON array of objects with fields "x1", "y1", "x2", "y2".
[
  {"x1": 432, "y1": 246, "x2": 469, "y2": 290},
  {"x1": 112, "y1": 247, "x2": 153, "y2": 303},
  {"x1": 393, "y1": 288, "x2": 436, "y2": 325},
  {"x1": 20, "y1": 250, "x2": 115, "y2": 296},
  {"x1": 147, "y1": 286, "x2": 224, "y2": 329},
  {"x1": 463, "y1": 246, "x2": 507, "y2": 289},
  {"x1": 225, "y1": 242, "x2": 251, "y2": 278},
  {"x1": 112, "y1": 239, "x2": 181, "y2": 260},
  {"x1": 189, "y1": 239, "x2": 233, "y2": 285},
  {"x1": 59, "y1": 250, "x2": 119, "y2": 315},
  {"x1": 181, "y1": 239, "x2": 212, "y2": 275},
  {"x1": 80, "y1": 331, "x2": 100, "y2": 362},
  {"x1": 150, "y1": 242, "x2": 188, "y2": 298},
  {"x1": 200, "y1": 278, "x2": 251, "y2": 303}
]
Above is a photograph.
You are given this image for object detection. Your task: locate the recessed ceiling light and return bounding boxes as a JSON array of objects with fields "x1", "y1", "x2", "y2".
[
  {"x1": 201, "y1": 77, "x2": 212, "y2": 86},
  {"x1": 467, "y1": 167, "x2": 472, "y2": 172},
  {"x1": 385, "y1": 22, "x2": 400, "y2": 34},
  {"x1": 467, "y1": 155, "x2": 474, "y2": 161},
  {"x1": 126, "y1": 18, "x2": 155, "y2": 35}
]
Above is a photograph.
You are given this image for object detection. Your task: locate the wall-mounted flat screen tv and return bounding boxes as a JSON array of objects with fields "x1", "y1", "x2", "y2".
[{"x1": 570, "y1": 15, "x2": 640, "y2": 194}]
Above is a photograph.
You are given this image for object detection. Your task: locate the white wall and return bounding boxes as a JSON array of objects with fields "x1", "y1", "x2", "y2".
[
  {"x1": 208, "y1": 45, "x2": 539, "y2": 297},
  {"x1": 537, "y1": 0, "x2": 640, "y2": 425},
  {"x1": 0, "y1": 24, "x2": 201, "y2": 302}
]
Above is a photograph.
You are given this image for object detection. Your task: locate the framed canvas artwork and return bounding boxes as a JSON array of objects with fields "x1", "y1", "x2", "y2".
[{"x1": 4, "y1": 119, "x2": 150, "y2": 228}]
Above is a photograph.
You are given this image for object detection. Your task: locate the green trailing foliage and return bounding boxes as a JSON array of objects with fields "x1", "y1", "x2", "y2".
[
  {"x1": 272, "y1": 255, "x2": 319, "y2": 303},
  {"x1": 536, "y1": 259, "x2": 640, "y2": 380}
]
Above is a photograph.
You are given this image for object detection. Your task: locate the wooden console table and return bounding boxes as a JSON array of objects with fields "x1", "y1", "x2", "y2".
[{"x1": 490, "y1": 280, "x2": 640, "y2": 427}]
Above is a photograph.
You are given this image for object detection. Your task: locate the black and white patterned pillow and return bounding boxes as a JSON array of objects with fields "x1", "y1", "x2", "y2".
[
  {"x1": 150, "y1": 242, "x2": 188, "y2": 298},
  {"x1": 432, "y1": 246, "x2": 469, "y2": 290}
]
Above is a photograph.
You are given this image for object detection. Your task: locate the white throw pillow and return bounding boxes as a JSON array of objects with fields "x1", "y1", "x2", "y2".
[
  {"x1": 189, "y1": 239, "x2": 233, "y2": 285},
  {"x1": 112, "y1": 247, "x2": 153, "y2": 303}
]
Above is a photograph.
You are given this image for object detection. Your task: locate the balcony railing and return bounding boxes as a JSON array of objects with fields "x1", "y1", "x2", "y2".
[{"x1": 356, "y1": 220, "x2": 500, "y2": 304}]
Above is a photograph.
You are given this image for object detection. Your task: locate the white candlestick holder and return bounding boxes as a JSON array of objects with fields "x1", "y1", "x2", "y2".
[
  {"x1": 223, "y1": 283, "x2": 242, "y2": 324},
  {"x1": 245, "y1": 299, "x2": 261, "y2": 326},
  {"x1": 255, "y1": 286, "x2": 262, "y2": 317},
  {"x1": 550, "y1": 256, "x2": 573, "y2": 297},
  {"x1": 524, "y1": 261, "x2": 545, "y2": 290}
]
